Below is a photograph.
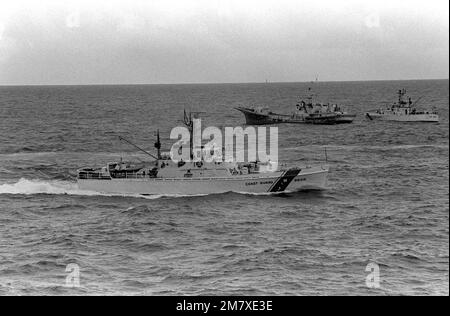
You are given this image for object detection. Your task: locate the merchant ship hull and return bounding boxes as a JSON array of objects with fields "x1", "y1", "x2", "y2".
[
  {"x1": 235, "y1": 107, "x2": 294, "y2": 125},
  {"x1": 235, "y1": 107, "x2": 354, "y2": 125}
]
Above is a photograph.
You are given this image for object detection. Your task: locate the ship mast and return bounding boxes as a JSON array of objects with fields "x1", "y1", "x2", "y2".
[
  {"x1": 154, "y1": 129, "x2": 161, "y2": 160},
  {"x1": 306, "y1": 85, "x2": 315, "y2": 106},
  {"x1": 182, "y1": 109, "x2": 205, "y2": 161},
  {"x1": 398, "y1": 89, "x2": 408, "y2": 106},
  {"x1": 183, "y1": 109, "x2": 194, "y2": 160}
]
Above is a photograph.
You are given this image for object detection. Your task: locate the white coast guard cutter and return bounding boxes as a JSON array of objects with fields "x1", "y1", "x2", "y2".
[{"x1": 77, "y1": 112, "x2": 329, "y2": 195}]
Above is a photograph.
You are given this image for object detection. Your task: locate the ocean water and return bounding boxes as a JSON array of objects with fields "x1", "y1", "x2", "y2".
[{"x1": 0, "y1": 80, "x2": 448, "y2": 295}]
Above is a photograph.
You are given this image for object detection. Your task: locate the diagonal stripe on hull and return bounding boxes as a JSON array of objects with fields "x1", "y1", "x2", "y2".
[{"x1": 268, "y1": 168, "x2": 301, "y2": 192}]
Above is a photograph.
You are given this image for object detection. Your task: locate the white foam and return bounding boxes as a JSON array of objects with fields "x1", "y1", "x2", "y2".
[
  {"x1": 0, "y1": 178, "x2": 207, "y2": 200},
  {"x1": 0, "y1": 178, "x2": 101, "y2": 196}
]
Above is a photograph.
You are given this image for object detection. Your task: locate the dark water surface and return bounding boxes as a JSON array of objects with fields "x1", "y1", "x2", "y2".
[{"x1": 0, "y1": 80, "x2": 448, "y2": 295}]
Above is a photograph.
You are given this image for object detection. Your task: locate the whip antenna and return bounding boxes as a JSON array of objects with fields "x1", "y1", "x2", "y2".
[{"x1": 118, "y1": 135, "x2": 158, "y2": 160}]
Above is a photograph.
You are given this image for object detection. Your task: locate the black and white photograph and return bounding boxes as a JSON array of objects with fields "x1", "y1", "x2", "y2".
[{"x1": 0, "y1": 0, "x2": 448, "y2": 299}]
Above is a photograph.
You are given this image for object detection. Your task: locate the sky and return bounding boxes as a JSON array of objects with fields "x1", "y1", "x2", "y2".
[{"x1": 0, "y1": 0, "x2": 448, "y2": 85}]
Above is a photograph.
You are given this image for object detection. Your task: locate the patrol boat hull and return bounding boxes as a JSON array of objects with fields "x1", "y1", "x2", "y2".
[
  {"x1": 77, "y1": 166, "x2": 329, "y2": 195},
  {"x1": 366, "y1": 112, "x2": 439, "y2": 122}
]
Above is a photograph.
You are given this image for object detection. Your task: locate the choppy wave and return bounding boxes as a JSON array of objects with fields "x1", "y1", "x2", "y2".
[
  {"x1": 283, "y1": 144, "x2": 449, "y2": 152},
  {"x1": 0, "y1": 151, "x2": 141, "y2": 159},
  {"x1": 3, "y1": 144, "x2": 446, "y2": 159}
]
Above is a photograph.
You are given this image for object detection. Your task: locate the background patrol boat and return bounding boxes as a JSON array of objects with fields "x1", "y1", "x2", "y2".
[
  {"x1": 366, "y1": 89, "x2": 439, "y2": 122},
  {"x1": 77, "y1": 112, "x2": 329, "y2": 195}
]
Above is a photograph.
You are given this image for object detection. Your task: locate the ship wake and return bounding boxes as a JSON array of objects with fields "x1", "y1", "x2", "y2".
[{"x1": 0, "y1": 178, "x2": 209, "y2": 199}]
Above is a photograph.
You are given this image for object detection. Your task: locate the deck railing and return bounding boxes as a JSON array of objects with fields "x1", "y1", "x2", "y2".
[{"x1": 78, "y1": 171, "x2": 155, "y2": 180}]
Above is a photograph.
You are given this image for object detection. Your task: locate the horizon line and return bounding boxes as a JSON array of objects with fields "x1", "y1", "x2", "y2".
[{"x1": 0, "y1": 77, "x2": 448, "y2": 87}]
